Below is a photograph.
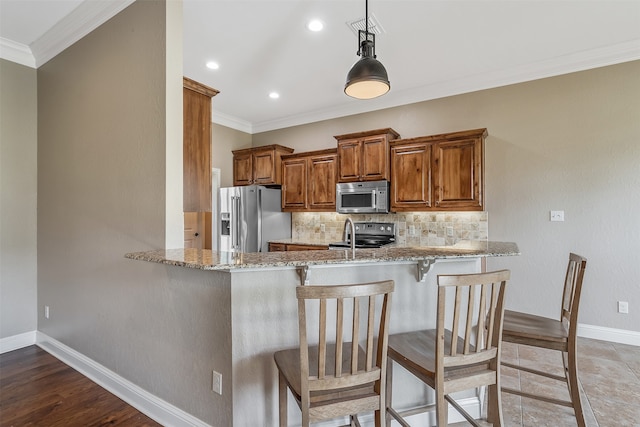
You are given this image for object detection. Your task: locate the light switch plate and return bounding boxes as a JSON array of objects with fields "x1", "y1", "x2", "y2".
[
  {"x1": 212, "y1": 371, "x2": 222, "y2": 395},
  {"x1": 550, "y1": 210, "x2": 565, "y2": 222},
  {"x1": 618, "y1": 301, "x2": 629, "y2": 314}
]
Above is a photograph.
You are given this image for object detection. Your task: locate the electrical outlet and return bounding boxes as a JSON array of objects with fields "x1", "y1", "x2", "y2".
[
  {"x1": 409, "y1": 225, "x2": 416, "y2": 236},
  {"x1": 320, "y1": 223, "x2": 325, "y2": 233},
  {"x1": 446, "y1": 226, "x2": 454, "y2": 237},
  {"x1": 618, "y1": 301, "x2": 629, "y2": 314},
  {"x1": 212, "y1": 371, "x2": 222, "y2": 395},
  {"x1": 44, "y1": 305, "x2": 50, "y2": 319},
  {"x1": 550, "y1": 210, "x2": 565, "y2": 222}
]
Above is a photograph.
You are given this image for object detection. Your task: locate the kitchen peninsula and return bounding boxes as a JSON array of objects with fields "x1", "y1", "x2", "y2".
[{"x1": 126, "y1": 241, "x2": 518, "y2": 426}]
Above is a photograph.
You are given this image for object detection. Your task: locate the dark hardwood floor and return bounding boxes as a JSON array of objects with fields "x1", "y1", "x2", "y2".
[{"x1": 0, "y1": 346, "x2": 162, "y2": 427}]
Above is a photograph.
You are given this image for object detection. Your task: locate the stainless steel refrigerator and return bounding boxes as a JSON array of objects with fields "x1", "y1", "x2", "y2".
[{"x1": 218, "y1": 185, "x2": 291, "y2": 253}]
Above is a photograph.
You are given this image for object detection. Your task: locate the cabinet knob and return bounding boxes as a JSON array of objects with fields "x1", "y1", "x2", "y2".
[{"x1": 195, "y1": 232, "x2": 199, "y2": 237}]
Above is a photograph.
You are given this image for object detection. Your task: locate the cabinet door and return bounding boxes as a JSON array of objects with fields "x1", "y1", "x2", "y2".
[
  {"x1": 361, "y1": 135, "x2": 389, "y2": 181},
  {"x1": 269, "y1": 242, "x2": 286, "y2": 252},
  {"x1": 233, "y1": 152, "x2": 253, "y2": 186},
  {"x1": 184, "y1": 211, "x2": 211, "y2": 249},
  {"x1": 308, "y1": 153, "x2": 337, "y2": 210},
  {"x1": 286, "y1": 244, "x2": 329, "y2": 251},
  {"x1": 337, "y1": 139, "x2": 362, "y2": 182},
  {"x1": 183, "y1": 88, "x2": 212, "y2": 211},
  {"x1": 390, "y1": 143, "x2": 432, "y2": 211},
  {"x1": 253, "y1": 149, "x2": 276, "y2": 184},
  {"x1": 282, "y1": 158, "x2": 307, "y2": 210},
  {"x1": 433, "y1": 138, "x2": 483, "y2": 210}
]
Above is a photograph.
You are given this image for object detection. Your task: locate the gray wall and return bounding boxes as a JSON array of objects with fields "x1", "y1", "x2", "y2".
[
  {"x1": 36, "y1": 1, "x2": 224, "y2": 423},
  {"x1": 212, "y1": 122, "x2": 251, "y2": 188},
  {"x1": 0, "y1": 59, "x2": 38, "y2": 339},
  {"x1": 252, "y1": 61, "x2": 640, "y2": 333}
]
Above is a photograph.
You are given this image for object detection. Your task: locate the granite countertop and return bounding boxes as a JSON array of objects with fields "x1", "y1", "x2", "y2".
[{"x1": 125, "y1": 241, "x2": 519, "y2": 271}]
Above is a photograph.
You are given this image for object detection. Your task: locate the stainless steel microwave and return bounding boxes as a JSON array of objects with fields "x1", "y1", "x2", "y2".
[{"x1": 336, "y1": 180, "x2": 390, "y2": 214}]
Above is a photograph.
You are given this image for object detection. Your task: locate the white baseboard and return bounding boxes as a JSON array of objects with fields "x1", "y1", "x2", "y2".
[
  {"x1": 0, "y1": 330, "x2": 36, "y2": 353},
  {"x1": 578, "y1": 323, "x2": 640, "y2": 346},
  {"x1": 35, "y1": 332, "x2": 210, "y2": 427}
]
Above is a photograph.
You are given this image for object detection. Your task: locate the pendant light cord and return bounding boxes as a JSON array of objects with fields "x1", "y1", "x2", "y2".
[{"x1": 365, "y1": 0, "x2": 369, "y2": 35}]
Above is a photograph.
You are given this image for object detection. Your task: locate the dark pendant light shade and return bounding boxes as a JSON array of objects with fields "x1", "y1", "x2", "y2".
[{"x1": 344, "y1": 0, "x2": 390, "y2": 99}]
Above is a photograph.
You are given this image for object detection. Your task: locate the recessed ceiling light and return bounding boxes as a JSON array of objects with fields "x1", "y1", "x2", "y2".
[
  {"x1": 269, "y1": 92, "x2": 280, "y2": 99},
  {"x1": 307, "y1": 19, "x2": 324, "y2": 32},
  {"x1": 206, "y1": 61, "x2": 219, "y2": 70}
]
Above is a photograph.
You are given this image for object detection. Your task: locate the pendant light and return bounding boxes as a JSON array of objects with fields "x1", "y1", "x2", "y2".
[{"x1": 344, "y1": 0, "x2": 390, "y2": 99}]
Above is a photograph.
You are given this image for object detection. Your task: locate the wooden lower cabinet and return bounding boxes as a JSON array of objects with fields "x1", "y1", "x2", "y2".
[
  {"x1": 281, "y1": 149, "x2": 337, "y2": 212},
  {"x1": 268, "y1": 242, "x2": 328, "y2": 252},
  {"x1": 184, "y1": 212, "x2": 212, "y2": 249},
  {"x1": 286, "y1": 244, "x2": 329, "y2": 251},
  {"x1": 390, "y1": 128, "x2": 486, "y2": 212},
  {"x1": 268, "y1": 243, "x2": 286, "y2": 252}
]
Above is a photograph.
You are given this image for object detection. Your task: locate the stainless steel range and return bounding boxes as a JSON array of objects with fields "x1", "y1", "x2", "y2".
[{"x1": 329, "y1": 222, "x2": 396, "y2": 249}]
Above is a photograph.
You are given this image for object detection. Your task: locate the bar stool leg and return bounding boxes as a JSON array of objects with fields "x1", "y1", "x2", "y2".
[
  {"x1": 567, "y1": 348, "x2": 586, "y2": 427},
  {"x1": 278, "y1": 371, "x2": 287, "y2": 427},
  {"x1": 385, "y1": 358, "x2": 393, "y2": 427}
]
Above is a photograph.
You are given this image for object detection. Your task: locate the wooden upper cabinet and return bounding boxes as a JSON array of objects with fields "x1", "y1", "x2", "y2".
[
  {"x1": 390, "y1": 140, "x2": 432, "y2": 211},
  {"x1": 232, "y1": 145, "x2": 294, "y2": 186},
  {"x1": 308, "y1": 151, "x2": 338, "y2": 210},
  {"x1": 281, "y1": 157, "x2": 307, "y2": 210},
  {"x1": 183, "y1": 77, "x2": 218, "y2": 213},
  {"x1": 335, "y1": 128, "x2": 399, "y2": 182},
  {"x1": 232, "y1": 151, "x2": 253, "y2": 186},
  {"x1": 362, "y1": 135, "x2": 390, "y2": 180},
  {"x1": 281, "y1": 149, "x2": 337, "y2": 212},
  {"x1": 433, "y1": 131, "x2": 485, "y2": 210},
  {"x1": 336, "y1": 139, "x2": 360, "y2": 182},
  {"x1": 390, "y1": 128, "x2": 486, "y2": 212},
  {"x1": 253, "y1": 149, "x2": 278, "y2": 184}
]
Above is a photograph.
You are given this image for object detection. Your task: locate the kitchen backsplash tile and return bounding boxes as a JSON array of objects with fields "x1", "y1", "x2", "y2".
[{"x1": 291, "y1": 212, "x2": 488, "y2": 246}]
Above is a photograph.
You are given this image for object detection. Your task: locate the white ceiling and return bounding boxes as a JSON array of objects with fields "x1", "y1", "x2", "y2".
[{"x1": 1, "y1": 0, "x2": 639, "y2": 134}]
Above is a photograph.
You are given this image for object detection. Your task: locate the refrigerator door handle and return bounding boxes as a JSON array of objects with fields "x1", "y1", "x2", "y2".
[
  {"x1": 229, "y1": 196, "x2": 238, "y2": 251},
  {"x1": 257, "y1": 188, "x2": 263, "y2": 252},
  {"x1": 233, "y1": 196, "x2": 241, "y2": 250}
]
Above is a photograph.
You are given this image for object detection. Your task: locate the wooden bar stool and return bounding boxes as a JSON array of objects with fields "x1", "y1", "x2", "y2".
[
  {"x1": 386, "y1": 270, "x2": 510, "y2": 426},
  {"x1": 274, "y1": 280, "x2": 395, "y2": 427},
  {"x1": 501, "y1": 253, "x2": 587, "y2": 427}
]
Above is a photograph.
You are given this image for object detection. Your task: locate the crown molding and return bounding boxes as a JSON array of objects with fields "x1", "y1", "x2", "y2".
[
  {"x1": 211, "y1": 110, "x2": 253, "y2": 134},
  {"x1": 249, "y1": 39, "x2": 640, "y2": 134},
  {"x1": 31, "y1": 0, "x2": 135, "y2": 68},
  {"x1": 0, "y1": 38, "x2": 36, "y2": 68}
]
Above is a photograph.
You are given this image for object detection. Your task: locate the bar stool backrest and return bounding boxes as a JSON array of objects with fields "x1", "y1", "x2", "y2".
[{"x1": 296, "y1": 280, "x2": 395, "y2": 423}]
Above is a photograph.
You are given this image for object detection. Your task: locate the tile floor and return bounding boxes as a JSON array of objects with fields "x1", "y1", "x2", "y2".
[{"x1": 454, "y1": 337, "x2": 640, "y2": 426}]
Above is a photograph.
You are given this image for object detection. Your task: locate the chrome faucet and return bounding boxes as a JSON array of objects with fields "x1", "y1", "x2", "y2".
[{"x1": 342, "y1": 217, "x2": 356, "y2": 258}]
